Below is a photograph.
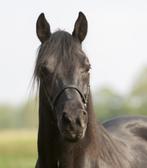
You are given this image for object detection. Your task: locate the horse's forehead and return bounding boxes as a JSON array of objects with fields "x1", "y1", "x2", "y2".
[
  {"x1": 45, "y1": 52, "x2": 86, "y2": 74},
  {"x1": 46, "y1": 57, "x2": 81, "y2": 77}
]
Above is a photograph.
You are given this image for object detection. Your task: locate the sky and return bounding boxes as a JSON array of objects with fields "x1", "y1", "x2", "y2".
[{"x1": 0, "y1": 0, "x2": 147, "y2": 104}]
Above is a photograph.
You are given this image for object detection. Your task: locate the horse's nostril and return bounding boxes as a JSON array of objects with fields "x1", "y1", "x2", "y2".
[
  {"x1": 62, "y1": 112, "x2": 71, "y2": 125},
  {"x1": 82, "y1": 110, "x2": 87, "y2": 116},
  {"x1": 76, "y1": 118, "x2": 81, "y2": 126},
  {"x1": 62, "y1": 112, "x2": 67, "y2": 118},
  {"x1": 76, "y1": 118, "x2": 85, "y2": 128}
]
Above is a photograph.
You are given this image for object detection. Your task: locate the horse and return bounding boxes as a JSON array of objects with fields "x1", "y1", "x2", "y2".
[{"x1": 34, "y1": 12, "x2": 147, "y2": 168}]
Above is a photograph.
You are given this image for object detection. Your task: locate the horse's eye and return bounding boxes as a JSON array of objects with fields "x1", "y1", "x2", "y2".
[
  {"x1": 81, "y1": 65, "x2": 91, "y2": 73},
  {"x1": 41, "y1": 66, "x2": 48, "y2": 74},
  {"x1": 41, "y1": 66, "x2": 53, "y2": 78},
  {"x1": 86, "y1": 65, "x2": 91, "y2": 72}
]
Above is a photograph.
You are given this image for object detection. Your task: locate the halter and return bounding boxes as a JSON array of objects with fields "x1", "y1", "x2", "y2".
[
  {"x1": 53, "y1": 85, "x2": 90, "y2": 108},
  {"x1": 43, "y1": 83, "x2": 90, "y2": 112}
]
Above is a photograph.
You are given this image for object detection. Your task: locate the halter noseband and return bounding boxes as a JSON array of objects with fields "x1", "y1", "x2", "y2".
[
  {"x1": 53, "y1": 86, "x2": 89, "y2": 108},
  {"x1": 43, "y1": 84, "x2": 90, "y2": 112}
]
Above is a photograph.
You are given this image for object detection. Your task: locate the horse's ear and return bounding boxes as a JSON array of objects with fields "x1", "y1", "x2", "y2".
[
  {"x1": 72, "y1": 12, "x2": 88, "y2": 43},
  {"x1": 36, "y1": 13, "x2": 51, "y2": 43}
]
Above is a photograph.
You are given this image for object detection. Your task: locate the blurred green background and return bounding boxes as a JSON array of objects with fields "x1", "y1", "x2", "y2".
[{"x1": 0, "y1": 67, "x2": 147, "y2": 168}]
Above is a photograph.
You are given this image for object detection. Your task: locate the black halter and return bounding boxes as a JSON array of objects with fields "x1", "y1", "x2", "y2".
[
  {"x1": 43, "y1": 83, "x2": 90, "y2": 112},
  {"x1": 53, "y1": 85, "x2": 90, "y2": 108}
]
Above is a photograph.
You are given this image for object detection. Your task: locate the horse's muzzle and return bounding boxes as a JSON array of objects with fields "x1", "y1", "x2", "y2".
[
  {"x1": 62, "y1": 127, "x2": 87, "y2": 142},
  {"x1": 60, "y1": 109, "x2": 88, "y2": 142}
]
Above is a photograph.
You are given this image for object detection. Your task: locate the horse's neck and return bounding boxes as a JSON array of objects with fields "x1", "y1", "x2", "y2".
[{"x1": 86, "y1": 92, "x2": 126, "y2": 168}]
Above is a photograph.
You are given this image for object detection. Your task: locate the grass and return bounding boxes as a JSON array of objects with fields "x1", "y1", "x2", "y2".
[{"x1": 0, "y1": 130, "x2": 37, "y2": 168}]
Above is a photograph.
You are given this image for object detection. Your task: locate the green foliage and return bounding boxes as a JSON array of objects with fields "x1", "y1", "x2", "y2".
[
  {"x1": 94, "y1": 67, "x2": 147, "y2": 121},
  {"x1": 131, "y1": 67, "x2": 147, "y2": 96},
  {"x1": 93, "y1": 87, "x2": 128, "y2": 121},
  {"x1": 0, "y1": 98, "x2": 38, "y2": 129}
]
